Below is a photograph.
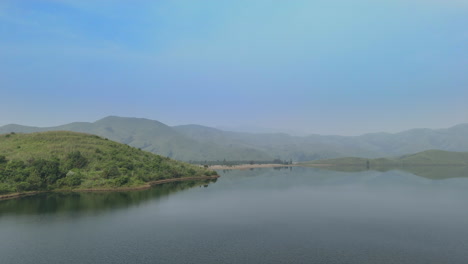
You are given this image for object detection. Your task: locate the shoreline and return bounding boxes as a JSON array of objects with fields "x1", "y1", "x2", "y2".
[
  {"x1": 299, "y1": 163, "x2": 334, "y2": 167},
  {"x1": 210, "y1": 164, "x2": 297, "y2": 170},
  {"x1": 0, "y1": 175, "x2": 220, "y2": 201}
]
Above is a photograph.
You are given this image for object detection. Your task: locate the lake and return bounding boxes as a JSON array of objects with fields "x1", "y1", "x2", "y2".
[{"x1": 1, "y1": 167, "x2": 467, "y2": 264}]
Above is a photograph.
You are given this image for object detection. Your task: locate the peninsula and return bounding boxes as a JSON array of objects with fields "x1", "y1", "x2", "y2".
[{"x1": 0, "y1": 131, "x2": 218, "y2": 200}]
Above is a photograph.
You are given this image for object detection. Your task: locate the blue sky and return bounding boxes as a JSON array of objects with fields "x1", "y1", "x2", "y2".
[{"x1": 1, "y1": 0, "x2": 467, "y2": 135}]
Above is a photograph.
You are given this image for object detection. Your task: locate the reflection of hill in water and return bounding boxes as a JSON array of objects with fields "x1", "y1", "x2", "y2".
[
  {"x1": 398, "y1": 166, "x2": 468, "y2": 180},
  {"x1": 314, "y1": 165, "x2": 468, "y2": 180},
  {"x1": 3, "y1": 166, "x2": 466, "y2": 217},
  {"x1": 0, "y1": 179, "x2": 217, "y2": 216},
  {"x1": 216, "y1": 166, "x2": 294, "y2": 178}
]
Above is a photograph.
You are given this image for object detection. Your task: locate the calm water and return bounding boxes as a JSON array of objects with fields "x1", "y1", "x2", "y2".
[{"x1": 1, "y1": 167, "x2": 468, "y2": 264}]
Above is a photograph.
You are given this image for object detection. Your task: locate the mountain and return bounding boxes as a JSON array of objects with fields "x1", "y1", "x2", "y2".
[
  {"x1": 0, "y1": 117, "x2": 273, "y2": 162},
  {"x1": 301, "y1": 149, "x2": 468, "y2": 167},
  {"x1": 300, "y1": 149, "x2": 468, "y2": 180},
  {"x1": 174, "y1": 123, "x2": 468, "y2": 160},
  {"x1": 0, "y1": 131, "x2": 217, "y2": 196},
  {"x1": 1, "y1": 116, "x2": 468, "y2": 162}
]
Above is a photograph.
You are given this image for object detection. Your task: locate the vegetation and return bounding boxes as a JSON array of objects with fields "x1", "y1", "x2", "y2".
[
  {"x1": 2, "y1": 116, "x2": 468, "y2": 162},
  {"x1": 301, "y1": 149, "x2": 468, "y2": 167},
  {"x1": 0, "y1": 117, "x2": 275, "y2": 161},
  {"x1": 0, "y1": 131, "x2": 218, "y2": 195}
]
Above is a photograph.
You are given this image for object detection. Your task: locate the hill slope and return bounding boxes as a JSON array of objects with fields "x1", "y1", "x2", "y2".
[
  {"x1": 174, "y1": 123, "x2": 468, "y2": 160},
  {"x1": 0, "y1": 117, "x2": 273, "y2": 162},
  {"x1": 302, "y1": 150, "x2": 468, "y2": 167},
  {"x1": 2, "y1": 116, "x2": 468, "y2": 162},
  {"x1": 0, "y1": 131, "x2": 217, "y2": 195}
]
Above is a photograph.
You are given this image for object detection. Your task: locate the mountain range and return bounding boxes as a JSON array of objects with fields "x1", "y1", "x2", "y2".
[
  {"x1": 302, "y1": 149, "x2": 468, "y2": 167},
  {"x1": 1, "y1": 116, "x2": 468, "y2": 162}
]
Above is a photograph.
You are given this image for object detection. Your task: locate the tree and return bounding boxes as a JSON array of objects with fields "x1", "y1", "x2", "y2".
[
  {"x1": 65, "y1": 151, "x2": 88, "y2": 170},
  {"x1": 64, "y1": 171, "x2": 82, "y2": 186},
  {"x1": 101, "y1": 165, "x2": 120, "y2": 179},
  {"x1": 31, "y1": 158, "x2": 63, "y2": 185},
  {"x1": 15, "y1": 182, "x2": 30, "y2": 192}
]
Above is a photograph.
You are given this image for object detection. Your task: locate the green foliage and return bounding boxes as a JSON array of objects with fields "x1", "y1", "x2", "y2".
[
  {"x1": 0, "y1": 183, "x2": 13, "y2": 194},
  {"x1": 30, "y1": 158, "x2": 63, "y2": 184},
  {"x1": 114, "y1": 175, "x2": 129, "y2": 187},
  {"x1": 58, "y1": 171, "x2": 83, "y2": 187},
  {"x1": 3, "y1": 116, "x2": 468, "y2": 163},
  {"x1": 0, "y1": 131, "x2": 218, "y2": 195},
  {"x1": 15, "y1": 182, "x2": 30, "y2": 192},
  {"x1": 64, "y1": 151, "x2": 88, "y2": 170},
  {"x1": 26, "y1": 174, "x2": 42, "y2": 190},
  {"x1": 101, "y1": 166, "x2": 120, "y2": 179}
]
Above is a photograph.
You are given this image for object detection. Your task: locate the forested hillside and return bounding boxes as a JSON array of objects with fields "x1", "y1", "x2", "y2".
[
  {"x1": 0, "y1": 131, "x2": 217, "y2": 195},
  {"x1": 1, "y1": 116, "x2": 468, "y2": 162}
]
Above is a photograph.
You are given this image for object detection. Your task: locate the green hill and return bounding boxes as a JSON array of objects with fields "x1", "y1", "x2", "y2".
[
  {"x1": 0, "y1": 117, "x2": 273, "y2": 162},
  {"x1": 2, "y1": 116, "x2": 468, "y2": 162},
  {"x1": 0, "y1": 131, "x2": 218, "y2": 196},
  {"x1": 302, "y1": 150, "x2": 468, "y2": 167}
]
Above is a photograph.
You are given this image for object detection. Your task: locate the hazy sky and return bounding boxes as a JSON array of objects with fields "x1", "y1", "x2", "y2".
[{"x1": 1, "y1": 0, "x2": 467, "y2": 135}]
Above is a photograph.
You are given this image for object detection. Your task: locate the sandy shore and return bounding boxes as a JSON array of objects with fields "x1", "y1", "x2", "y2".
[
  {"x1": 210, "y1": 164, "x2": 296, "y2": 170},
  {"x1": 0, "y1": 175, "x2": 220, "y2": 201}
]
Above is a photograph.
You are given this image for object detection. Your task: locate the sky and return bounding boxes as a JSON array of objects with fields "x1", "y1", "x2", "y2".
[{"x1": 1, "y1": 0, "x2": 467, "y2": 136}]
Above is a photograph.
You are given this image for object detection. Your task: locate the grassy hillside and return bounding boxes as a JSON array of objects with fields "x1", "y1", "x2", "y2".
[
  {"x1": 2, "y1": 116, "x2": 468, "y2": 162},
  {"x1": 0, "y1": 117, "x2": 273, "y2": 162},
  {"x1": 302, "y1": 150, "x2": 468, "y2": 167},
  {"x1": 0, "y1": 131, "x2": 217, "y2": 195}
]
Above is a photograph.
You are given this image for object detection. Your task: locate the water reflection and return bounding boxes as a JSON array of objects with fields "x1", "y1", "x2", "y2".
[
  {"x1": 312, "y1": 165, "x2": 468, "y2": 180},
  {"x1": 0, "y1": 179, "x2": 217, "y2": 216},
  {"x1": 1, "y1": 167, "x2": 468, "y2": 264}
]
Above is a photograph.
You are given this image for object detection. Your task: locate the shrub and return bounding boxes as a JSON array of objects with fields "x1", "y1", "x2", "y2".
[
  {"x1": 68, "y1": 174, "x2": 82, "y2": 186},
  {"x1": 64, "y1": 171, "x2": 83, "y2": 186},
  {"x1": 101, "y1": 166, "x2": 120, "y2": 179},
  {"x1": 15, "y1": 182, "x2": 30, "y2": 192},
  {"x1": 114, "y1": 176, "x2": 129, "y2": 187},
  {"x1": 65, "y1": 151, "x2": 88, "y2": 170},
  {"x1": 26, "y1": 174, "x2": 43, "y2": 190},
  {"x1": 0, "y1": 183, "x2": 13, "y2": 194},
  {"x1": 31, "y1": 158, "x2": 63, "y2": 184}
]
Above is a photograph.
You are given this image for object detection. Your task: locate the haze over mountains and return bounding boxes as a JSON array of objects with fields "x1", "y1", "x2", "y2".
[
  {"x1": 304, "y1": 150, "x2": 468, "y2": 167},
  {"x1": 1, "y1": 116, "x2": 468, "y2": 162}
]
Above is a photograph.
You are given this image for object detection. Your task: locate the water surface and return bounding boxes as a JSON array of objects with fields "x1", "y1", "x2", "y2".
[{"x1": 1, "y1": 167, "x2": 467, "y2": 264}]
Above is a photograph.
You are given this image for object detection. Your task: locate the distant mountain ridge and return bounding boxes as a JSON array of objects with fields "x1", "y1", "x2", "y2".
[
  {"x1": 301, "y1": 149, "x2": 468, "y2": 180},
  {"x1": 1, "y1": 116, "x2": 468, "y2": 162},
  {"x1": 0, "y1": 117, "x2": 272, "y2": 162},
  {"x1": 302, "y1": 149, "x2": 468, "y2": 167}
]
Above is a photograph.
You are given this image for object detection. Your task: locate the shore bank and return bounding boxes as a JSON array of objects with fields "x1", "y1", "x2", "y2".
[
  {"x1": 0, "y1": 175, "x2": 220, "y2": 201},
  {"x1": 299, "y1": 163, "x2": 334, "y2": 167},
  {"x1": 210, "y1": 164, "x2": 296, "y2": 170}
]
